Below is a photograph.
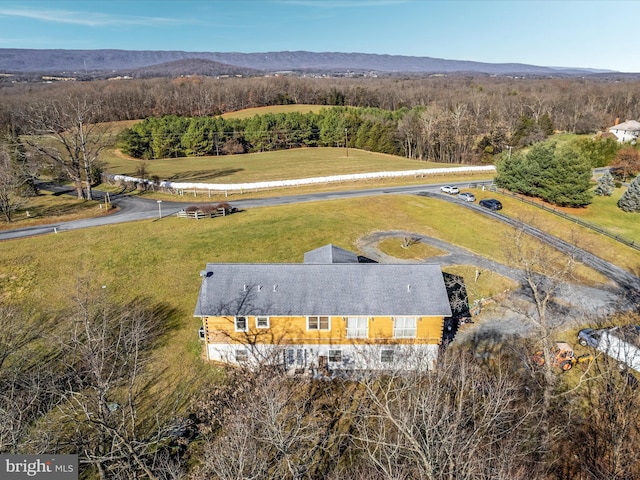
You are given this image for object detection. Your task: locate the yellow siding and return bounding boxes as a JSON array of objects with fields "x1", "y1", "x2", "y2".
[{"x1": 203, "y1": 315, "x2": 444, "y2": 346}]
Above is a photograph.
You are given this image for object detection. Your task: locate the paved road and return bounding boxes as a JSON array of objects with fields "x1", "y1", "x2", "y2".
[
  {"x1": 415, "y1": 191, "x2": 640, "y2": 294},
  {"x1": 2, "y1": 180, "x2": 638, "y2": 296},
  {"x1": 0, "y1": 181, "x2": 483, "y2": 241},
  {"x1": 3, "y1": 179, "x2": 638, "y2": 339}
]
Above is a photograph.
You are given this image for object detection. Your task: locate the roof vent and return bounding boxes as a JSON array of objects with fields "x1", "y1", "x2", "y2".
[
  {"x1": 200, "y1": 270, "x2": 213, "y2": 277},
  {"x1": 273, "y1": 284, "x2": 278, "y2": 292},
  {"x1": 407, "y1": 284, "x2": 411, "y2": 292},
  {"x1": 243, "y1": 284, "x2": 247, "y2": 292},
  {"x1": 258, "y1": 285, "x2": 263, "y2": 291}
]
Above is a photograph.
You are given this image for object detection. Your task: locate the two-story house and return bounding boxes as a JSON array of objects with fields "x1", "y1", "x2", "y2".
[
  {"x1": 608, "y1": 119, "x2": 640, "y2": 143},
  {"x1": 194, "y1": 244, "x2": 453, "y2": 373}
]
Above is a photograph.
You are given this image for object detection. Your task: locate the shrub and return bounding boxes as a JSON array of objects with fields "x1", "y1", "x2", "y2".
[
  {"x1": 618, "y1": 176, "x2": 640, "y2": 212},
  {"x1": 594, "y1": 169, "x2": 615, "y2": 196}
]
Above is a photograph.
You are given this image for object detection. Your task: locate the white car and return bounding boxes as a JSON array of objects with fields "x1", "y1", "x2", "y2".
[
  {"x1": 457, "y1": 192, "x2": 476, "y2": 202},
  {"x1": 440, "y1": 185, "x2": 459, "y2": 194}
]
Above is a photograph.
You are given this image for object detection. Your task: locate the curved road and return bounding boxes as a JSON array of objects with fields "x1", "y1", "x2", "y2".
[
  {"x1": 2, "y1": 180, "x2": 639, "y2": 297},
  {"x1": 0, "y1": 181, "x2": 483, "y2": 240}
]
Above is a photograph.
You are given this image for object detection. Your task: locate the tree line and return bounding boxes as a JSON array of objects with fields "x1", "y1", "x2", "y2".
[
  {"x1": 2, "y1": 73, "x2": 640, "y2": 217},
  {"x1": 116, "y1": 108, "x2": 406, "y2": 160},
  {"x1": 3, "y1": 74, "x2": 640, "y2": 157},
  {"x1": 116, "y1": 104, "x2": 524, "y2": 164}
]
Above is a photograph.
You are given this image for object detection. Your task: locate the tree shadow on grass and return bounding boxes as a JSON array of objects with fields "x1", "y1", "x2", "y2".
[
  {"x1": 24, "y1": 195, "x2": 99, "y2": 218},
  {"x1": 167, "y1": 168, "x2": 244, "y2": 182}
]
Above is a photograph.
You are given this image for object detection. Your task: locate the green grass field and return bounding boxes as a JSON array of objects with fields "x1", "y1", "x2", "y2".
[
  {"x1": 220, "y1": 104, "x2": 328, "y2": 119},
  {"x1": 0, "y1": 193, "x2": 625, "y2": 375},
  {"x1": 102, "y1": 146, "x2": 466, "y2": 182},
  {"x1": 4, "y1": 195, "x2": 526, "y2": 395},
  {"x1": 6, "y1": 106, "x2": 638, "y2": 440},
  {"x1": 3, "y1": 185, "x2": 639, "y2": 419}
]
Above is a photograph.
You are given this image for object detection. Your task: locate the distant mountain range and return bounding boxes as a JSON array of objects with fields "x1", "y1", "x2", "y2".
[{"x1": 0, "y1": 48, "x2": 623, "y2": 79}]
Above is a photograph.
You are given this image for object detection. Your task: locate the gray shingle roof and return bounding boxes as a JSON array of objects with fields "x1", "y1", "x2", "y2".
[
  {"x1": 194, "y1": 262, "x2": 452, "y2": 318},
  {"x1": 609, "y1": 120, "x2": 640, "y2": 131},
  {"x1": 303, "y1": 244, "x2": 359, "y2": 264}
]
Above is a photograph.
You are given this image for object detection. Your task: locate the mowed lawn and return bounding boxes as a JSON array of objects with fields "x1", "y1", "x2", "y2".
[
  {"x1": 473, "y1": 187, "x2": 640, "y2": 273},
  {"x1": 102, "y1": 146, "x2": 470, "y2": 183},
  {"x1": 3, "y1": 192, "x2": 638, "y2": 407},
  {"x1": 220, "y1": 104, "x2": 327, "y2": 119},
  {"x1": 0, "y1": 194, "x2": 623, "y2": 374}
]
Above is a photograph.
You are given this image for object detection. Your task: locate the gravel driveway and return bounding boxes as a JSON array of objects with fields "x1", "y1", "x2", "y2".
[{"x1": 357, "y1": 230, "x2": 634, "y2": 340}]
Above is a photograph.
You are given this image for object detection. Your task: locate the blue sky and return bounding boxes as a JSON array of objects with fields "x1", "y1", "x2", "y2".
[{"x1": 1, "y1": 0, "x2": 639, "y2": 72}]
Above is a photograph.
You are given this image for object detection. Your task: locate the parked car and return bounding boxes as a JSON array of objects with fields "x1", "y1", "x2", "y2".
[
  {"x1": 440, "y1": 185, "x2": 459, "y2": 194},
  {"x1": 578, "y1": 326, "x2": 640, "y2": 372},
  {"x1": 457, "y1": 192, "x2": 476, "y2": 202},
  {"x1": 578, "y1": 328, "x2": 602, "y2": 348},
  {"x1": 479, "y1": 198, "x2": 502, "y2": 210}
]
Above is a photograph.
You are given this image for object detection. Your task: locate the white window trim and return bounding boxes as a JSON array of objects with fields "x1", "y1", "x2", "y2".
[
  {"x1": 393, "y1": 317, "x2": 417, "y2": 338},
  {"x1": 328, "y1": 349, "x2": 342, "y2": 364},
  {"x1": 380, "y1": 348, "x2": 395, "y2": 363},
  {"x1": 346, "y1": 316, "x2": 369, "y2": 338},
  {"x1": 256, "y1": 316, "x2": 270, "y2": 329},
  {"x1": 234, "y1": 316, "x2": 248, "y2": 332},
  {"x1": 286, "y1": 347, "x2": 306, "y2": 367},
  {"x1": 235, "y1": 348, "x2": 248, "y2": 363},
  {"x1": 307, "y1": 316, "x2": 331, "y2": 331}
]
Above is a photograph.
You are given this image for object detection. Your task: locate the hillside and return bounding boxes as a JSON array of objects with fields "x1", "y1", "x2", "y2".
[
  {"x1": 121, "y1": 58, "x2": 261, "y2": 78},
  {"x1": 0, "y1": 48, "x2": 617, "y2": 78}
]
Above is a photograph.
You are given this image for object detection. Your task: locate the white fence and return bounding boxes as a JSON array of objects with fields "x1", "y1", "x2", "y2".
[{"x1": 111, "y1": 165, "x2": 496, "y2": 195}]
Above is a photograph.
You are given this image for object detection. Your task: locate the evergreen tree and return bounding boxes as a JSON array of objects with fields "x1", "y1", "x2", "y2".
[
  {"x1": 495, "y1": 149, "x2": 535, "y2": 196},
  {"x1": 495, "y1": 141, "x2": 593, "y2": 207},
  {"x1": 618, "y1": 176, "x2": 640, "y2": 212},
  {"x1": 594, "y1": 169, "x2": 615, "y2": 196},
  {"x1": 539, "y1": 145, "x2": 592, "y2": 207},
  {"x1": 572, "y1": 136, "x2": 619, "y2": 168}
]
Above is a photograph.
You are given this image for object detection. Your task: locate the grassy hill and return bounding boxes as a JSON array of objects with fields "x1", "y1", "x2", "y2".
[{"x1": 102, "y1": 146, "x2": 466, "y2": 182}]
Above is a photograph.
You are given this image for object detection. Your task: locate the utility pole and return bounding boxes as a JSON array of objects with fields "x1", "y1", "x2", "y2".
[{"x1": 345, "y1": 128, "x2": 349, "y2": 158}]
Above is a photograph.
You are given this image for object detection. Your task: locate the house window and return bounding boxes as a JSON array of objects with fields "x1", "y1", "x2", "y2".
[
  {"x1": 235, "y1": 349, "x2": 248, "y2": 362},
  {"x1": 380, "y1": 349, "x2": 395, "y2": 363},
  {"x1": 235, "y1": 316, "x2": 248, "y2": 332},
  {"x1": 308, "y1": 316, "x2": 330, "y2": 331},
  {"x1": 346, "y1": 317, "x2": 368, "y2": 338},
  {"x1": 256, "y1": 316, "x2": 269, "y2": 329},
  {"x1": 393, "y1": 317, "x2": 417, "y2": 338},
  {"x1": 286, "y1": 348, "x2": 306, "y2": 367},
  {"x1": 328, "y1": 349, "x2": 342, "y2": 363}
]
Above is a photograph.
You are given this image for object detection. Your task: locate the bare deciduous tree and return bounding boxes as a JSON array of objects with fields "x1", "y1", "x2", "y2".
[
  {"x1": 54, "y1": 285, "x2": 182, "y2": 479},
  {"x1": 350, "y1": 347, "x2": 539, "y2": 480},
  {"x1": 23, "y1": 96, "x2": 111, "y2": 200},
  {"x1": 503, "y1": 224, "x2": 582, "y2": 461},
  {"x1": 0, "y1": 130, "x2": 36, "y2": 222},
  {"x1": 0, "y1": 305, "x2": 59, "y2": 454}
]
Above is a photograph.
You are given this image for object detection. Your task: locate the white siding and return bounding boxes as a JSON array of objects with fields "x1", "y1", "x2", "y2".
[{"x1": 206, "y1": 342, "x2": 439, "y2": 372}]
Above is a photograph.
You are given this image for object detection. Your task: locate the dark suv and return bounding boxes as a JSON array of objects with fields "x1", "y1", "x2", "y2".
[{"x1": 479, "y1": 199, "x2": 502, "y2": 210}]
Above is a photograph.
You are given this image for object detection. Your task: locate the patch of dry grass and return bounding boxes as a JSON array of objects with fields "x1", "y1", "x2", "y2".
[
  {"x1": 378, "y1": 237, "x2": 447, "y2": 259},
  {"x1": 0, "y1": 190, "x2": 114, "y2": 231}
]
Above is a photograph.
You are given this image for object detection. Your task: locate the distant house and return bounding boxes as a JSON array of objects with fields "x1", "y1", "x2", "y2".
[
  {"x1": 608, "y1": 120, "x2": 640, "y2": 143},
  {"x1": 194, "y1": 244, "x2": 454, "y2": 373}
]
